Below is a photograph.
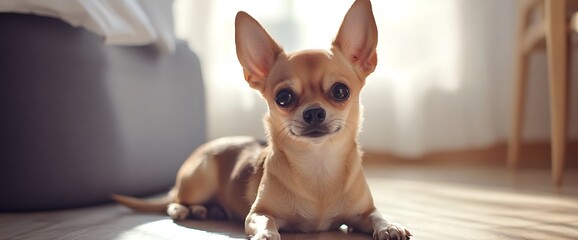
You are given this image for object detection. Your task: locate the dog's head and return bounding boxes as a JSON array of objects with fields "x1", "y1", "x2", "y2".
[{"x1": 235, "y1": 0, "x2": 377, "y2": 146}]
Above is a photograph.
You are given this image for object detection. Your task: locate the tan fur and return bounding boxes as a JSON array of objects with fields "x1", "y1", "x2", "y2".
[{"x1": 113, "y1": 1, "x2": 410, "y2": 239}]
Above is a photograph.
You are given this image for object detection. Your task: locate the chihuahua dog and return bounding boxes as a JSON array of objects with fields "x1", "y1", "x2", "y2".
[{"x1": 113, "y1": 0, "x2": 410, "y2": 239}]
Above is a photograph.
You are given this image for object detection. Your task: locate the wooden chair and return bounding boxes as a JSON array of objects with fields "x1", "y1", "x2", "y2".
[{"x1": 508, "y1": 0, "x2": 577, "y2": 186}]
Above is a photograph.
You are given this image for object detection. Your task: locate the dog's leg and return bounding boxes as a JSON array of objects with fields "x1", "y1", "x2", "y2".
[
  {"x1": 350, "y1": 209, "x2": 411, "y2": 240},
  {"x1": 245, "y1": 212, "x2": 281, "y2": 240},
  {"x1": 168, "y1": 154, "x2": 219, "y2": 221}
]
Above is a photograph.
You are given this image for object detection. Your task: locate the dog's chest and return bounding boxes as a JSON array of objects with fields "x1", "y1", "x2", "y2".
[
  {"x1": 291, "y1": 148, "x2": 344, "y2": 180},
  {"x1": 280, "y1": 194, "x2": 350, "y2": 232},
  {"x1": 269, "y1": 145, "x2": 366, "y2": 232}
]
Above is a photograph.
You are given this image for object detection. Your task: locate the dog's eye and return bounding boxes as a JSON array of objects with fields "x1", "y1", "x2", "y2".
[
  {"x1": 331, "y1": 83, "x2": 349, "y2": 101},
  {"x1": 275, "y1": 89, "x2": 294, "y2": 108}
]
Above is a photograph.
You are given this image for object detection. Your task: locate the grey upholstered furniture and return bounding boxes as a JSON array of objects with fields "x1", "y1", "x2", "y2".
[{"x1": 0, "y1": 13, "x2": 206, "y2": 211}]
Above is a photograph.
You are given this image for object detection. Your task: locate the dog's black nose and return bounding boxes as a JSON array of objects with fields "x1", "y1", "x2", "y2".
[{"x1": 303, "y1": 107, "x2": 326, "y2": 125}]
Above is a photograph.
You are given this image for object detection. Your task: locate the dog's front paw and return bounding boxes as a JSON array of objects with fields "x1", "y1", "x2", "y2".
[
  {"x1": 249, "y1": 231, "x2": 281, "y2": 240},
  {"x1": 373, "y1": 223, "x2": 411, "y2": 240}
]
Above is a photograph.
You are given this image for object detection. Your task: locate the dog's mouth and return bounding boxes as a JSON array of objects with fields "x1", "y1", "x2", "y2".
[
  {"x1": 291, "y1": 125, "x2": 341, "y2": 139},
  {"x1": 301, "y1": 128, "x2": 331, "y2": 138}
]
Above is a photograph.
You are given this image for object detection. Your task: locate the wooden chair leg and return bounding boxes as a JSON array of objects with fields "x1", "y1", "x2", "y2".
[
  {"x1": 545, "y1": 0, "x2": 568, "y2": 186},
  {"x1": 508, "y1": 53, "x2": 529, "y2": 169},
  {"x1": 508, "y1": 0, "x2": 532, "y2": 169},
  {"x1": 508, "y1": 54, "x2": 529, "y2": 169}
]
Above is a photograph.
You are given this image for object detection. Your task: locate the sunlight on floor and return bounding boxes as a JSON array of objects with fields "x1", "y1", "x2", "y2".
[{"x1": 114, "y1": 219, "x2": 244, "y2": 240}]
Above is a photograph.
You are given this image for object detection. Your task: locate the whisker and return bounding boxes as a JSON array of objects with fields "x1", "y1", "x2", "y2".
[{"x1": 278, "y1": 119, "x2": 301, "y2": 145}]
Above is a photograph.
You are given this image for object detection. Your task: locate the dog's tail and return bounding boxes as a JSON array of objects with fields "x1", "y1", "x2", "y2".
[{"x1": 111, "y1": 192, "x2": 172, "y2": 213}]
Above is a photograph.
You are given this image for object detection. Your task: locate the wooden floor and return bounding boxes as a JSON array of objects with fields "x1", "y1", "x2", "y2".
[
  {"x1": 362, "y1": 141, "x2": 578, "y2": 239},
  {"x1": 2, "y1": 143, "x2": 578, "y2": 240},
  {"x1": 363, "y1": 161, "x2": 578, "y2": 240}
]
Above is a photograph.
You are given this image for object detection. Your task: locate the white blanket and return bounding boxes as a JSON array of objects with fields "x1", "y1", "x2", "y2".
[{"x1": 0, "y1": 0, "x2": 176, "y2": 53}]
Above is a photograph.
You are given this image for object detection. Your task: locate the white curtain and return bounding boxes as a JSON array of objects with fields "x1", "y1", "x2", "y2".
[{"x1": 174, "y1": 0, "x2": 578, "y2": 158}]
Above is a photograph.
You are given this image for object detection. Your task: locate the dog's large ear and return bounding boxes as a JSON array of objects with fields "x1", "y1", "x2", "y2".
[
  {"x1": 235, "y1": 12, "x2": 283, "y2": 91},
  {"x1": 332, "y1": 0, "x2": 378, "y2": 78}
]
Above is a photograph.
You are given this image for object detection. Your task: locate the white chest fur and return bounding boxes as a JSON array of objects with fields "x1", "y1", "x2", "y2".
[
  {"x1": 275, "y1": 140, "x2": 366, "y2": 232},
  {"x1": 288, "y1": 140, "x2": 353, "y2": 183}
]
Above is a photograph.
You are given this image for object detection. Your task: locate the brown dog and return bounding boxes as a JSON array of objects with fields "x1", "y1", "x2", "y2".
[{"x1": 113, "y1": 0, "x2": 411, "y2": 239}]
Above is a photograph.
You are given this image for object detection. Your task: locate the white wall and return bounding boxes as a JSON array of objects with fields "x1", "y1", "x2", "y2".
[{"x1": 174, "y1": 0, "x2": 578, "y2": 158}]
